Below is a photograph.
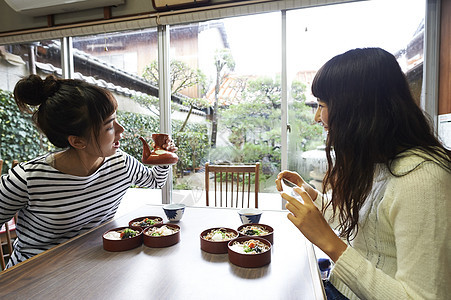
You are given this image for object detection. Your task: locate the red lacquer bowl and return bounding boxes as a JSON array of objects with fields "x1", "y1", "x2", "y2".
[
  {"x1": 237, "y1": 223, "x2": 274, "y2": 245},
  {"x1": 143, "y1": 224, "x2": 181, "y2": 248},
  {"x1": 102, "y1": 226, "x2": 143, "y2": 252},
  {"x1": 228, "y1": 236, "x2": 271, "y2": 268},
  {"x1": 200, "y1": 227, "x2": 239, "y2": 254}
]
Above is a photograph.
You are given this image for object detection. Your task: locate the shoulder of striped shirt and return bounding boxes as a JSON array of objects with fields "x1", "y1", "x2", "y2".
[
  {"x1": 20, "y1": 150, "x2": 171, "y2": 174},
  {"x1": 23, "y1": 150, "x2": 126, "y2": 167}
]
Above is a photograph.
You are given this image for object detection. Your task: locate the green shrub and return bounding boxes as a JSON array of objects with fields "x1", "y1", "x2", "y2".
[
  {"x1": 116, "y1": 111, "x2": 159, "y2": 161},
  {"x1": 172, "y1": 123, "x2": 209, "y2": 173},
  {"x1": 0, "y1": 90, "x2": 53, "y2": 174}
]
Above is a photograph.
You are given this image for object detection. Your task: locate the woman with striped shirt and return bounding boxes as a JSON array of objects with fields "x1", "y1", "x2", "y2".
[{"x1": 0, "y1": 75, "x2": 176, "y2": 268}]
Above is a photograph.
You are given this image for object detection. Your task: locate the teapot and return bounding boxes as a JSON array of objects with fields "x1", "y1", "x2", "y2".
[{"x1": 139, "y1": 134, "x2": 178, "y2": 165}]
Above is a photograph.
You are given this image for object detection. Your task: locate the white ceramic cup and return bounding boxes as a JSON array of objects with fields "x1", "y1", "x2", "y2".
[
  {"x1": 163, "y1": 203, "x2": 186, "y2": 222},
  {"x1": 238, "y1": 208, "x2": 262, "y2": 224}
]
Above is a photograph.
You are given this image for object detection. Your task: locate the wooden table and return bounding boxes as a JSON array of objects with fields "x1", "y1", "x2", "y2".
[{"x1": 0, "y1": 205, "x2": 325, "y2": 300}]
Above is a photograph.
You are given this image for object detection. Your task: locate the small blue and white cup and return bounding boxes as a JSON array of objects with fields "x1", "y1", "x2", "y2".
[
  {"x1": 163, "y1": 203, "x2": 186, "y2": 222},
  {"x1": 238, "y1": 208, "x2": 262, "y2": 224}
]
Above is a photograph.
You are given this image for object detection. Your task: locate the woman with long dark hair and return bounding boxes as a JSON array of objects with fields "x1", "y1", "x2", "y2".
[{"x1": 276, "y1": 48, "x2": 450, "y2": 299}]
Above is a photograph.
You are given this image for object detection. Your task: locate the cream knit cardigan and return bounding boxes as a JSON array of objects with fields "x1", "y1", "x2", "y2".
[{"x1": 317, "y1": 150, "x2": 450, "y2": 299}]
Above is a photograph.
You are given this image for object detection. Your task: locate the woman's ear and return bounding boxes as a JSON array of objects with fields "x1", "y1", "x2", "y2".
[{"x1": 68, "y1": 135, "x2": 87, "y2": 150}]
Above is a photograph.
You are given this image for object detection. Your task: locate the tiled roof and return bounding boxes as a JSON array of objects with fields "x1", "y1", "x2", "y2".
[
  {"x1": 36, "y1": 42, "x2": 206, "y2": 116},
  {"x1": 35, "y1": 61, "x2": 146, "y2": 98},
  {"x1": 205, "y1": 74, "x2": 254, "y2": 106}
]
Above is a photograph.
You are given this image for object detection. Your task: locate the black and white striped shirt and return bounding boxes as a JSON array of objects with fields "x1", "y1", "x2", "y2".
[{"x1": 0, "y1": 149, "x2": 169, "y2": 268}]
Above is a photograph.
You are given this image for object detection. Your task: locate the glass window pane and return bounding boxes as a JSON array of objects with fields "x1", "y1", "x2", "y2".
[
  {"x1": 169, "y1": 13, "x2": 282, "y2": 209},
  {"x1": 73, "y1": 29, "x2": 161, "y2": 171},
  {"x1": 287, "y1": 0, "x2": 425, "y2": 191}
]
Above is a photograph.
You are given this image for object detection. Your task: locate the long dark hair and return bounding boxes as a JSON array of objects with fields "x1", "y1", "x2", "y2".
[
  {"x1": 311, "y1": 47, "x2": 451, "y2": 241},
  {"x1": 14, "y1": 74, "x2": 117, "y2": 149}
]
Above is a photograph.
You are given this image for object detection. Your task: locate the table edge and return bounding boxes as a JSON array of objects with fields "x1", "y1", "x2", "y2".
[{"x1": 1, "y1": 217, "x2": 115, "y2": 274}]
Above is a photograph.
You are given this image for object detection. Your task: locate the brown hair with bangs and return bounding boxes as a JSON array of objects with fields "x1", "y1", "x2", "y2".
[{"x1": 14, "y1": 74, "x2": 118, "y2": 150}]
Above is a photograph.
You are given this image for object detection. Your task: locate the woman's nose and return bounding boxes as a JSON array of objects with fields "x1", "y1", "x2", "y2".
[
  {"x1": 314, "y1": 107, "x2": 321, "y2": 123},
  {"x1": 115, "y1": 121, "x2": 125, "y2": 134}
]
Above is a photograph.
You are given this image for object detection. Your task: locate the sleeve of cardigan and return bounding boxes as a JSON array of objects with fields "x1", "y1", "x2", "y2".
[
  {"x1": 332, "y1": 162, "x2": 450, "y2": 300},
  {"x1": 313, "y1": 191, "x2": 342, "y2": 230}
]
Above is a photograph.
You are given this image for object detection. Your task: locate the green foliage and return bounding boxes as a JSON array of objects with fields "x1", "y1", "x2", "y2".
[
  {"x1": 288, "y1": 99, "x2": 323, "y2": 152},
  {"x1": 215, "y1": 76, "x2": 323, "y2": 173},
  {"x1": 179, "y1": 97, "x2": 210, "y2": 132},
  {"x1": 173, "y1": 182, "x2": 192, "y2": 190},
  {"x1": 131, "y1": 94, "x2": 159, "y2": 113},
  {"x1": 116, "y1": 111, "x2": 159, "y2": 160},
  {"x1": 214, "y1": 48, "x2": 236, "y2": 74},
  {"x1": 246, "y1": 75, "x2": 282, "y2": 108},
  {"x1": 140, "y1": 59, "x2": 209, "y2": 137},
  {"x1": 241, "y1": 143, "x2": 278, "y2": 164},
  {"x1": 142, "y1": 60, "x2": 207, "y2": 95},
  {"x1": 0, "y1": 90, "x2": 53, "y2": 174},
  {"x1": 181, "y1": 97, "x2": 210, "y2": 110},
  {"x1": 220, "y1": 101, "x2": 268, "y2": 148},
  {"x1": 211, "y1": 48, "x2": 236, "y2": 147},
  {"x1": 172, "y1": 123, "x2": 209, "y2": 172}
]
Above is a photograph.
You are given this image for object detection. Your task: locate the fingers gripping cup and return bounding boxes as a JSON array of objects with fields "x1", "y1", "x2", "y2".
[{"x1": 139, "y1": 134, "x2": 178, "y2": 165}]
